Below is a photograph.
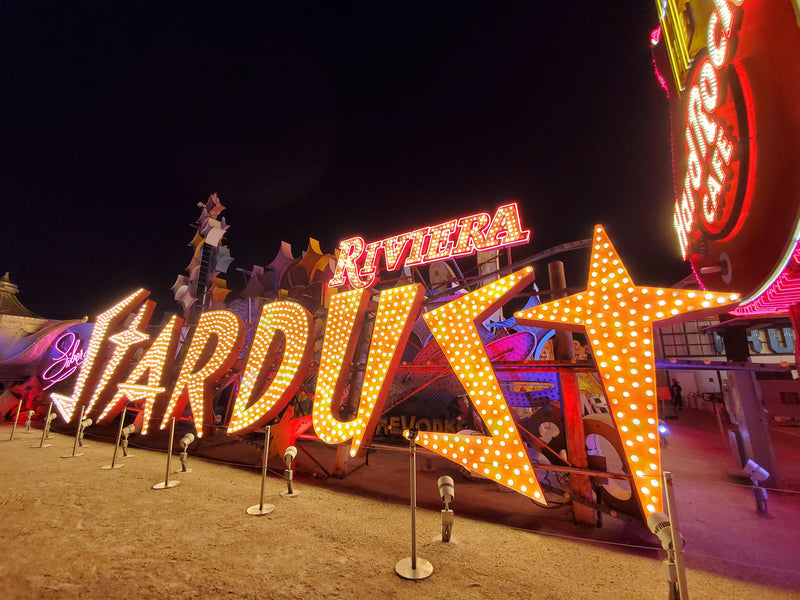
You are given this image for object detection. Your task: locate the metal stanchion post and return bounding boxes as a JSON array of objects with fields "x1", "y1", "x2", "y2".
[
  {"x1": 395, "y1": 429, "x2": 432, "y2": 580},
  {"x1": 247, "y1": 426, "x2": 275, "y2": 515},
  {"x1": 664, "y1": 471, "x2": 689, "y2": 600},
  {"x1": 102, "y1": 407, "x2": 127, "y2": 470},
  {"x1": 153, "y1": 417, "x2": 180, "y2": 489},
  {"x1": 33, "y1": 403, "x2": 53, "y2": 448},
  {"x1": 62, "y1": 406, "x2": 86, "y2": 458},
  {"x1": 3, "y1": 398, "x2": 23, "y2": 442}
]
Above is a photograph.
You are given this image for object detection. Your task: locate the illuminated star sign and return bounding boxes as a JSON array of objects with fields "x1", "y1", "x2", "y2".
[
  {"x1": 414, "y1": 267, "x2": 548, "y2": 503},
  {"x1": 515, "y1": 226, "x2": 740, "y2": 515}
]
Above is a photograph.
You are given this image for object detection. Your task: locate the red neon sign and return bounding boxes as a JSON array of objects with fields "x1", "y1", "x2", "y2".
[
  {"x1": 329, "y1": 203, "x2": 530, "y2": 288},
  {"x1": 673, "y1": 0, "x2": 748, "y2": 260},
  {"x1": 42, "y1": 332, "x2": 86, "y2": 390}
]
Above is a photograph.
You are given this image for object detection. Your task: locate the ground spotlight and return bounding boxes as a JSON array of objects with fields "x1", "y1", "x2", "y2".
[
  {"x1": 45, "y1": 412, "x2": 56, "y2": 438},
  {"x1": 743, "y1": 459, "x2": 769, "y2": 483},
  {"x1": 648, "y1": 512, "x2": 679, "y2": 551},
  {"x1": 437, "y1": 475, "x2": 455, "y2": 542},
  {"x1": 647, "y1": 510, "x2": 687, "y2": 599},
  {"x1": 25, "y1": 410, "x2": 35, "y2": 433},
  {"x1": 743, "y1": 459, "x2": 769, "y2": 514},
  {"x1": 280, "y1": 445, "x2": 300, "y2": 497},
  {"x1": 78, "y1": 418, "x2": 92, "y2": 447},
  {"x1": 121, "y1": 424, "x2": 136, "y2": 457},
  {"x1": 177, "y1": 433, "x2": 196, "y2": 473},
  {"x1": 658, "y1": 420, "x2": 670, "y2": 447}
]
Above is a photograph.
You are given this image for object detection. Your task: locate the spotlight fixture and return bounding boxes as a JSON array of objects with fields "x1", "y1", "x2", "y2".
[
  {"x1": 177, "y1": 433, "x2": 196, "y2": 473},
  {"x1": 121, "y1": 424, "x2": 136, "y2": 457},
  {"x1": 647, "y1": 511, "x2": 687, "y2": 599},
  {"x1": 25, "y1": 410, "x2": 35, "y2": 433},
  {"x1": 78, "y1": 418, "x2": 93, "y2": 447},
  {"x1": 743, "y1": 459, "x2": 769, "y2": 514},
  {"x1": 658, "y1": 420, "x2": 670, "y2": 447},
  {"x1": 437, "y1": 475, "x2": 455, "y2": 542},
  {"x1": 280, "y1": 445, "x2": 299, "y2": 497},
  {"x1": 45, "y1": 412, "x2": 56, "y2": 438}
]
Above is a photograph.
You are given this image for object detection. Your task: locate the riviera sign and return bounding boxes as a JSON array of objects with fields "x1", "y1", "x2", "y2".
[{"x1": 329, "y1": 203, "x2": 530, "y2": 288}]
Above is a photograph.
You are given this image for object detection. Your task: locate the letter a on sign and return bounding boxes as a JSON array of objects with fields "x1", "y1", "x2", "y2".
[{"x1": 414, "y1": 267, "x2": 547, "y2": 503}]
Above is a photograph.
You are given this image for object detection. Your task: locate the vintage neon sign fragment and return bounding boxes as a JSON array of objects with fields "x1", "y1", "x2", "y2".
[{"x1": 329, "y1": 203, "x2": 530, "y2": 288}]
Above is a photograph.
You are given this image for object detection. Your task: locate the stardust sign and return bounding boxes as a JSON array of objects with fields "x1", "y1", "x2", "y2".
[{"x1": 48, "y1": 214, "x2": 738, "y2": 517}]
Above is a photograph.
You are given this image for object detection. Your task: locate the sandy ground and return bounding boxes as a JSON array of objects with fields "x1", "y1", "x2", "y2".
[{"x1": 0, "y1": 425, "x2": 797, "y2": 600}]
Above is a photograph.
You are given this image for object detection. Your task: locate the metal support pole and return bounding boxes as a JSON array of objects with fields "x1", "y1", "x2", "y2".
[
  {"x1": 247, "y1": 426, "x2": 275, "y2": 515},
  {"x1": 33, "y1": 403, "x2": 53, "y2": 448},
  {"x1": 152, "y1": 417, "x2": 180, "y2": 489},
  {"x1": 102, "y1": 407, "x2": 126, "y2": 470},
  {"x1": 3, "y1": 398, "x2": 23, "y2": 441},
  {"x1": 395, "y1": 431, "x2": 432, "y2": 579},
  {"x1": 664, "y1": 471, "x2": 689, "y2": 600},
  {"x1": 549, "y1": 260, "x2": 594, "y2": 525},
  {"x1": 62, "y1": 406, "x2": 86, "y2": 458}
]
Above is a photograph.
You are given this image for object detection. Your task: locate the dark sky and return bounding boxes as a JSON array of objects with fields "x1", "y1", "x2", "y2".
[{"x1": 1, "y1": 2, "x2": 685, "y2": 321}]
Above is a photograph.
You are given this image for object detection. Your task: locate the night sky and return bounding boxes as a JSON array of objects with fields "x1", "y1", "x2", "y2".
[{"x1": 2, "y1": 2, "x2": 685, "y2": 321}]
